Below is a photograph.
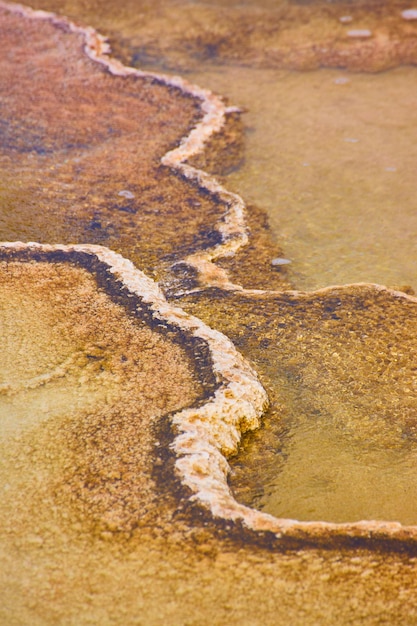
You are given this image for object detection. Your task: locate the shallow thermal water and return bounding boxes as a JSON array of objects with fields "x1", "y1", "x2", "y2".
[
  {"x1": 2, "y1": 3, "x2": 417, "y2": 625},
  {"x1": 6, "y1": 0, "x2": 417, "y2": 527},
  {"x1": 187, "y1": 64, "x2": 417, "y2": 292},
  {"x1": 182, "y1": 63, "x2": 417, "y2": 525},
  {"x1": 252, "y1": 418, "x2": 417, "y2": 524}
]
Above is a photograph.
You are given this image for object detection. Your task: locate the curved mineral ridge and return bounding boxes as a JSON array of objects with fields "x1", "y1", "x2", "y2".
[
  {"x1": 3, "y1": 3, "x2": 417, "y2": 625},
  {"x1": 1, "y1": 0, "x2": 417, "y2": 564},
  {"x1": 0, "y1": 241, "x2": 267, "y2": 533},
  {"x1": 1, "y1": 0, "x2": 280, "y2": 293},
  {"x1": 0, "y1": 244, "x2": 212, "y2": 533},
  {"x1": 181, "y1": 283, "x2": 417, "y2": 546}
]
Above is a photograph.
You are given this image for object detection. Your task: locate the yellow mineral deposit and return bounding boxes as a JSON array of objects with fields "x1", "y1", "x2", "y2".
[{"x1": 2, "y1": 1, "x2": 417, "y2": 625}]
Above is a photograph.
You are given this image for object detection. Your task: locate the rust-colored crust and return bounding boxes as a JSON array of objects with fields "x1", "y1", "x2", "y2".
[
  {"x1": 0, "y1": 244, "x2": 218, "y2": 397},
  {"x1": 2, "y1": 2, "x2": 417, "y2": 554},
  {"x1": 0, "y1": 1, "x2": 277, "y2": 293}
]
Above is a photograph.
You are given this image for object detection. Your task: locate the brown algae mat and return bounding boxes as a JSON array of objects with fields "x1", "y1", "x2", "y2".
[{"x1": 2, "y1": 2, "x2": 417, "y2": 625}]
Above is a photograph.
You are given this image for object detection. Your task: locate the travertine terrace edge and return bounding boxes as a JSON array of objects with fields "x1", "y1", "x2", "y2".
[
  {"x1": 4, "y1": 242, "x2": 417, "y2": 547},
  {"x1": 3, "y1": 0, "x2": 417, "y2": 547},
  {"x1": 0, "y1": 0, "x2": 249, "y2": 291},
  {"x1": 0, "y1": 241, "x2": 268, "y2": 516},
  {"x1": 175, "y1": 280, "x2": 417, "y2": 546}
]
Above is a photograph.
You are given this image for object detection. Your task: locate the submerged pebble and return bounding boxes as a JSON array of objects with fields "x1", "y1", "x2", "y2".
[
  {"x1": 118, "y1": 189, "x2": 135, "y2": 199},
  {"x1": 401, "y1": 8, "x2": 417, "y2": 19},
  {"x1": 334, "y1": 77, "x2": 350, "y2": 85},
  {"x1": 347, "y1": 29, "x2": 372, "y2": 38},
  {"x1": 271, "y1": 258, "x2": 292, "y2": 266}
]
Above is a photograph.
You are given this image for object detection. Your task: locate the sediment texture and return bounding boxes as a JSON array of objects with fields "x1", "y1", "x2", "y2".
[{"x1": 2, "y1": 3, "x2": 417, "y2": 625}]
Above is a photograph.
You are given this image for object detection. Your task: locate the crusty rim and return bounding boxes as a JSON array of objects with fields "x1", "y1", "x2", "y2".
[{"x1": 2, "y1": 2, "x2": 417, "y2": 547}]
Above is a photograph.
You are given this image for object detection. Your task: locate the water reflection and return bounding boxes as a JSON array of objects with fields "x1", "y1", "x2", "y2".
[
  {"x1": 254, "y1": 419, "x2": 417, "y2": 524},
  {"x1": 186, "y1": 65, "x2": 417, "y2": 291}
]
